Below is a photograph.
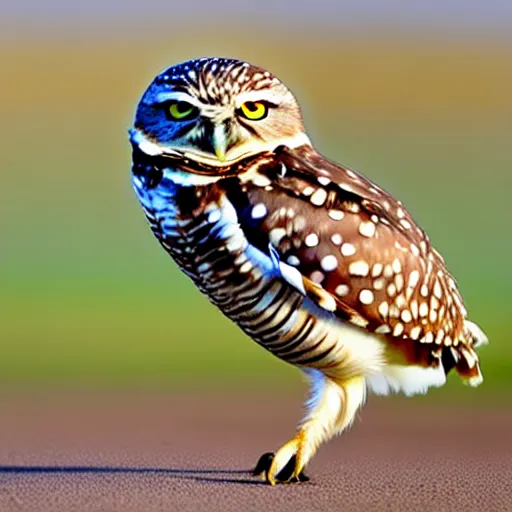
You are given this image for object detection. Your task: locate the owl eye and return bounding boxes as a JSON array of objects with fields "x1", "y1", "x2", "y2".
[
  {"x1": 239, "y1": 101, "x2": 268, "y2": 120},
  {"x1": 167, "y1": 101, "x2": 198, "y2": 120}
]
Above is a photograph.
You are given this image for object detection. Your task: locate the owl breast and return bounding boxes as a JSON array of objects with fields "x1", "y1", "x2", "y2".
[{"x1": 131, "y1": 166, "x2": 360, "y2": 372}]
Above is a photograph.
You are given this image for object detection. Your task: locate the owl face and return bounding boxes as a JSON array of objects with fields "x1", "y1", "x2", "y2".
[{"x1": 131, "y1": 57, "x2": 310, "y2": 167}]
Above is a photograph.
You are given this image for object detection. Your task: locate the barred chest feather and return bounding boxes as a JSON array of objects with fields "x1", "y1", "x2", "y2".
[{"x1": 131, "y1": 158, "x2": 350, "y2": 371}]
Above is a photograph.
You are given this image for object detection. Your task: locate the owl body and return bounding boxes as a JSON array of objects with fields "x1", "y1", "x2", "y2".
[
  {"x1": 130, "y1": 57, "x2": 488, "y2": 484},
  {"x1": 132, "y1": 150, "x2": 358, "y2": 376}
]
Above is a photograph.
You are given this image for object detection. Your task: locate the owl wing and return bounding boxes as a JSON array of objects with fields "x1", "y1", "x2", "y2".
[{"x1": 223, "y1": 144, "x2": 486, "y2": 378}]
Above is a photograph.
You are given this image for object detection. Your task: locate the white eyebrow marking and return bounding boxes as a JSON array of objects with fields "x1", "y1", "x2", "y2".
[
  {"x1": 235, "y1": 90, "x2": 283, "y2": 107},
  {"x1": 129, "y1": 129, "x2": 164, "y2": 156},
  {"x1": 154, "y1": 92, "x2": 204, "y2": 107}
]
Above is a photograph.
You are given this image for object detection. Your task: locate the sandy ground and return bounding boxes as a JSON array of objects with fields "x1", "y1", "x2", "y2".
[{"x1": 0, "y1": 390, "x2": 510, "y2": 512}]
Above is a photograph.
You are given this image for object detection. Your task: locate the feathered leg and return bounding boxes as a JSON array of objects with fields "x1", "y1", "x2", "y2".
[{"x1": 253, "y1": 370, "x2": 366, "y2": 484}]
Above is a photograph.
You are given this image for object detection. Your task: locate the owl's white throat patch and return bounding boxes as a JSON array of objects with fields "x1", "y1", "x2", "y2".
[
  {"x1": 163, "y1": 168, "x2": 223, "y2": 187},
  {"x1": 130, "y1": 127, "x2": 311, "y2": 187},
  {"x1": 131, "y1": 129, "x2": 221, "y2": 186},
  {"x1": 131, "y1": 127, "x2": 234, "y2": 168},
  {"x1": 130, "y1": 128, "x2": 168, "y2": 156}
]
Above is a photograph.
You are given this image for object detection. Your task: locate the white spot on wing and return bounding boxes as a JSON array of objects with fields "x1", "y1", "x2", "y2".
[
  {"x1": 378, "y1": 302, "x2": 389, "y2": 318},
  {"x1": 410, "y1": 326, "x2": 422, "y2": 340},
  {"x1": 339, "y1": 183, "x2": 354, "y2": 193},
  {"x1": 359, "y1": 289, "x2": 374, "y2": 305},
  {"x1": 372, "y1": 264, "x2": 383, "y2": 278},
  {"x1": 350, "y1": 314, "x2": 368, "y2": 327},
  {"x1": 335, "y1": 284, "x2": 350, "y2": 296},
  {"x1": 251, "y1": 203, "x2": 267, "y2": 219},
  {"x1": 401, "y1": 310, "x2": 412, "y2": 323},
  {"x1": 359, "y1": 221, "x2": 376, "y2": 238},
  {"x1": 328, "y1": 210, "x2": 345, "y2": 221},
  {"x1": 349, "y1": 261, "x2": 369, "y2": 277},
  {"x1": 310, "y1": 270, "x2": 325, "y2": 284},
  {"x1": 287, "y1": 255, "x2": 300, "y2": 266},
  {"x1": 421, "y1": 332, "x2": 434, "y2": 344},
  {"x1": 393, "y1": 323, "x2": 404, "y2": 336},
  {"x1": 433, "y1": 280, "x2": 443, "y2": 299},
  {"x1": 408, "y1": 270, "x2": 420, "y2": 288},
  {"x1": 305, "y1": 233, "x2": 319, "y2": 247},
  {"x1": 331, "y1": 233, "x2": 343, "y2": 245},
  {"x1": 310, "y1": 188, "x2": 328, "y2": 206},
  {"x1": 341, "y1": 243, "x2": 356, "y2": 256},
  {"x1": 373, "y1": 278, "x2": 385, "y2": 290},
  {"x1": 400, "y1": 219, "x2": 412, "y2": 230},
  {"x1": 269, "y1": 228, "x2": 286, "y2": 246},
  {"x1": 321, "y1": 255, "x2": 338, "y2": 272}
]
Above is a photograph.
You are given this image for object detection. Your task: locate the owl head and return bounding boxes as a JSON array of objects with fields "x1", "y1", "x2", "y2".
[{"x1": 130, "y1": 57, "x2": 310, "y2": 167}]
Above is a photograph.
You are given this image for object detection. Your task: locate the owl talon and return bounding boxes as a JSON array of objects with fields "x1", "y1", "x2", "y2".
[
  {"x1": 252, "y1": 433, "x2": 310, "y2": 485},
  {"x1": 252, "y1": 451, "x2": 310, "y2": 484},
  {"x1": 251, "y1": 452, "x2": 274, "y2": 477},
  {"x1": 274, "y1": 454, "x2": 310, "y2": 483}
]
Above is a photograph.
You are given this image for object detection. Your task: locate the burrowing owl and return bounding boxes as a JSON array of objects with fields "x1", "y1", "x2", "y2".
[{"x1": 129, "y1": 57, "x2": 488, "y2": 484}]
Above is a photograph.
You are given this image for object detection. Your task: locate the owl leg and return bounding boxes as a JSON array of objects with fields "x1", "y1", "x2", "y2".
[{"x1": 253, "y1": 370, "x2": 367, "y2": 485}]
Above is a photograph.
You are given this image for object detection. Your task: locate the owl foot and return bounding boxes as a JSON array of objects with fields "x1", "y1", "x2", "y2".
[{"x1": 252, "y1": 433, "x2": 310, "y2": 485}]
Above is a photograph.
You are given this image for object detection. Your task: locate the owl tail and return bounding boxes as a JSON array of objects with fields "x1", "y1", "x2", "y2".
[{"x1": 452, "y1": 320, "x2": 489, "y2": 387}]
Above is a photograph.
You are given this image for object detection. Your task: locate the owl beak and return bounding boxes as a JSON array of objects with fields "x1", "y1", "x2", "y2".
[{"x1": 212, "y1": 124, "x2": 228, "y2": 163}]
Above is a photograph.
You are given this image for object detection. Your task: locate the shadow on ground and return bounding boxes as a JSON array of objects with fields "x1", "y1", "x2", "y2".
[{"x1": 0, "y1": 465, "x2": 266, "y2": 486}]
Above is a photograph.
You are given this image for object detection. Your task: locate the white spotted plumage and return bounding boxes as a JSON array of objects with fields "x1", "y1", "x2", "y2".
[{"x1": 131, "y1": 57, "x2": 488, "y2": 485}]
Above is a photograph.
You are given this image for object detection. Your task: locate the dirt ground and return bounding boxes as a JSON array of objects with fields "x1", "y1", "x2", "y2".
[{"x1": 0, "y1": 390, "x2": 510, "y2": 512}]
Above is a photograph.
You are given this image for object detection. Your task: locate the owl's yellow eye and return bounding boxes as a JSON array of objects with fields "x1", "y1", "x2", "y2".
[
  {"x1": 239, "y1": 101, "x2": 268, "y2": 120},
  {"x1": 168, "y1": 101, "x2": 197, "y2": 120}
]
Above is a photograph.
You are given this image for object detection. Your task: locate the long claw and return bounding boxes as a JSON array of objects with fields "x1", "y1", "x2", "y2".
[
  {"x1": 252, "y1": 434, "x2": 310, "y2": 484},
  {"x1": 251, "y1": 452, "x2": 274, "y2": 477},
  {"x1": 274, "y1": 454, "x2": 309, "y2": 483}
]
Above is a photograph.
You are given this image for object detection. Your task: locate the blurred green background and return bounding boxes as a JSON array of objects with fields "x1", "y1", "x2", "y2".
[{"x1": 1, "y1": 4, "x2": 511, "y2": 395}]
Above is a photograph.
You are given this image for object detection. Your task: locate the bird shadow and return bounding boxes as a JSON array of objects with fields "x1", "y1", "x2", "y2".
[{"x1": 0, "y1": 465, "x2": 267, "y2": 486}]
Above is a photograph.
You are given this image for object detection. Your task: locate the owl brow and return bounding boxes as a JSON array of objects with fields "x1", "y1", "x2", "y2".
[
  {"x1": 235, "y1": 90, "x2": 282, "y2": 108},
  {"x1": 153, "y1": 92, "x2": 203, "y2": 108}
]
